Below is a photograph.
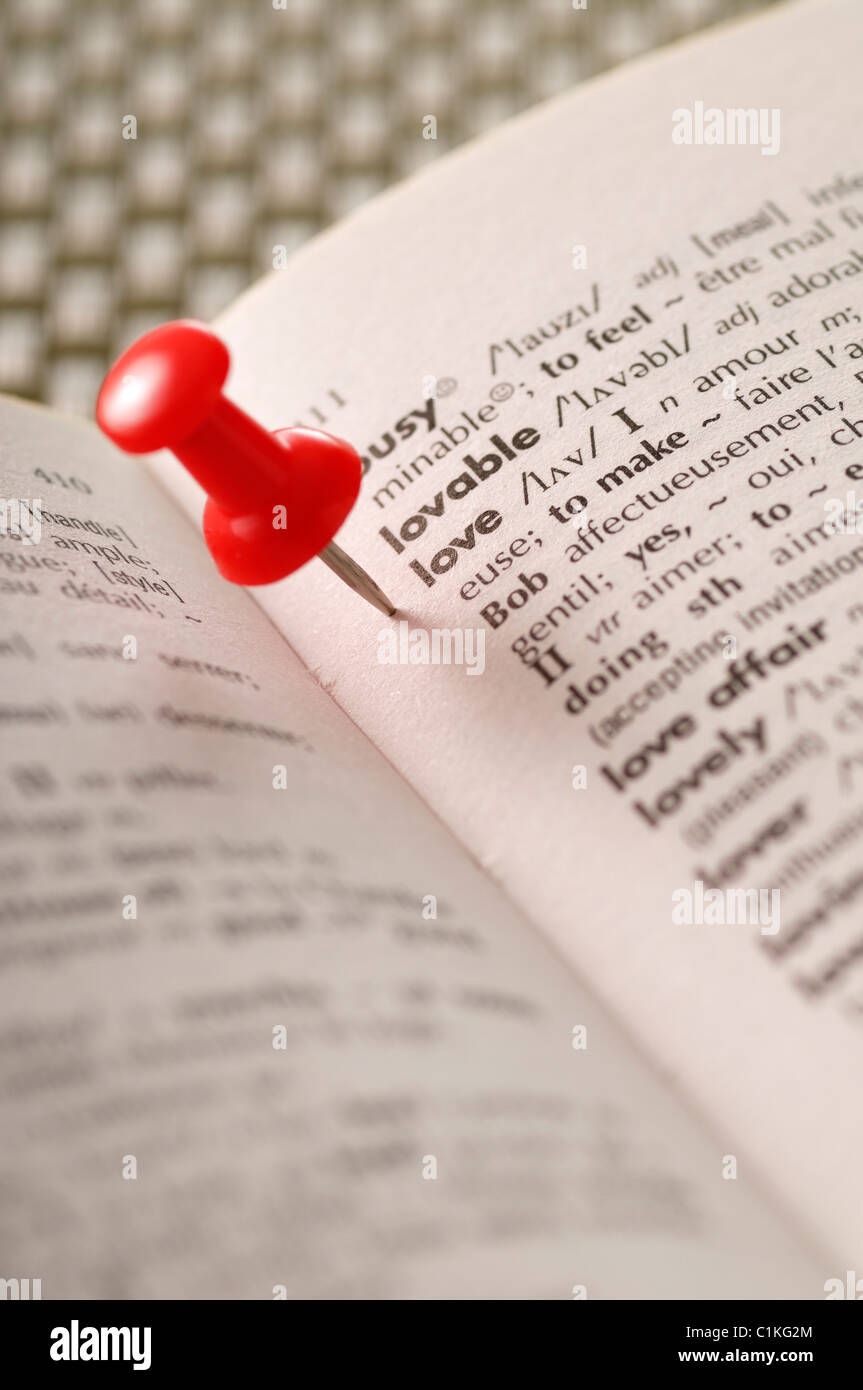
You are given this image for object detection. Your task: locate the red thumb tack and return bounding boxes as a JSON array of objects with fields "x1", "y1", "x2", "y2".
[{"x1": 96, "y1": 319, "x2": 396, "y2": 616}]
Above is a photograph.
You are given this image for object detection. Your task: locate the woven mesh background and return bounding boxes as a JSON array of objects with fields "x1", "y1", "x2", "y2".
[{"x1": 0, "y1": 0, "x2": 780, "y2": 415}]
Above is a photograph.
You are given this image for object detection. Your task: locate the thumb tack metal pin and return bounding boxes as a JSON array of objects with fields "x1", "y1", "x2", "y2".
[{"x1": 96, "y1": 320, "x2": 397, "y2": 617}]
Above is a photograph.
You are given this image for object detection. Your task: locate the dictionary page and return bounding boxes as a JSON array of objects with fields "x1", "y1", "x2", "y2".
[
  {"x1": 0, "y1": 396, "x2": 827, "y2": 1298},
  {"x1": 165, "y1": 0, "x2": 863, "y2": 1268}
]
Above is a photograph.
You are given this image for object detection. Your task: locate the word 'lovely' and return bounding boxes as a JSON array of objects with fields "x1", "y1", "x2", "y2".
[{"x1": 50, "y1": 1321, "x2": 151, "y2": 1371}]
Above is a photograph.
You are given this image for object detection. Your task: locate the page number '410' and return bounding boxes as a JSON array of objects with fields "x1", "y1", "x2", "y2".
[{"x1": 34, "y1": 468, "x2": 92, "y2": 494}]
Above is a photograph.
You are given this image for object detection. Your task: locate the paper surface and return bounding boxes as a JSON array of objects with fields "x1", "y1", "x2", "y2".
[
  {"x1": 1, "y1": 398, "x2": 828, "y2": 1296},
  {"x1": 172, "y1": 0, "x2": 863, "y2": 1268}
]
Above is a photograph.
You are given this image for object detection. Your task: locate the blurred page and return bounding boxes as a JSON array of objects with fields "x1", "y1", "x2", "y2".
[{"x1": 0, "y1": 398, "x2": 827, "y2": 1296}]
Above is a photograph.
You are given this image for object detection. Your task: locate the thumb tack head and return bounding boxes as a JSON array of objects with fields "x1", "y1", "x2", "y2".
[{"x1": 96, "y1": 319, "x2": 396, "y2": 615}]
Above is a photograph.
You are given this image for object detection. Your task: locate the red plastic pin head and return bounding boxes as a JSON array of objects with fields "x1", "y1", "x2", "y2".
[
  {"x1": 96, "y1": 321, "x2": 230, "y2": 454},
  {"x1": 96, "y1": 320, "x2": 362, "y2": 585}
]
